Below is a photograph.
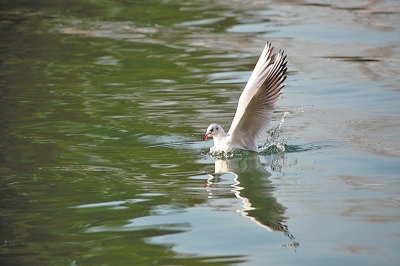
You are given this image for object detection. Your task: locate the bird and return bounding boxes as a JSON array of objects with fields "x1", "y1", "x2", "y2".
[{"x1": 202, "y1": 42, "x2": 288, "y2": 152}]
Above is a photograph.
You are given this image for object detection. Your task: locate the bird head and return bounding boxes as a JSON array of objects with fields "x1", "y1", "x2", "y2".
[{"x1": 202, "y1": 124, "x2": 222, "y2": 141}]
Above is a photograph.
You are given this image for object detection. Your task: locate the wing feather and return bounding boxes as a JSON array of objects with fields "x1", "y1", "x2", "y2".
[
  {"x1": 228, "y1": 43, "x2": 275, "y2": 135},
  {"x1": 228, "y1": 45, "x2": 288, "y2": 150}
]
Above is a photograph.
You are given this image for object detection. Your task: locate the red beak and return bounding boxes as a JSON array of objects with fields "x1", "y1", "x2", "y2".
[{"x1": 202, "y1": 133, "x2": 210, "y2": 141}]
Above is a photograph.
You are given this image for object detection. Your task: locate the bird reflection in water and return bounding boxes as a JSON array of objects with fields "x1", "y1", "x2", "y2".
[{"x1": 205, "y1": 154, "x2": 299, "y2": 248}]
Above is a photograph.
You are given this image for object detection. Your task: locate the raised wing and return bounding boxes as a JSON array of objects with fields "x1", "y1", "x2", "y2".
[{"x1": 228, "y1": 44, "x2": 287, "y2": 149}]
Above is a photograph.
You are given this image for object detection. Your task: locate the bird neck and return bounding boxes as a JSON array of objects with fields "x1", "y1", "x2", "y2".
[{"x1": 213, "y1": 130, "x2": 228, "y2": 146}]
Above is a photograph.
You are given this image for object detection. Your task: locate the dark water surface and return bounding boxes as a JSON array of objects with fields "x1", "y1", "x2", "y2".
[{"x1": 1, "y1": 0, "x2": 399, "y2": 265}]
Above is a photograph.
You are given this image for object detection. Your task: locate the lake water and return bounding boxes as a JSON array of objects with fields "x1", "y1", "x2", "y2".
[{"x1": 1, "y1": 0, "x2": 399, "y2": 265}]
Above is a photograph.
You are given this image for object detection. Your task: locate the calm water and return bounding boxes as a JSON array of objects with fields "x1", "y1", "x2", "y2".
[{"x1": 1, "y1": 0, "x2": 399, "y2": 265}]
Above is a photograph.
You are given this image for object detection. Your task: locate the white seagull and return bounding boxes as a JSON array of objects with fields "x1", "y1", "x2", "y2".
[{"x1": 202, "y1": 42, "x2": 288, "y2": 152}]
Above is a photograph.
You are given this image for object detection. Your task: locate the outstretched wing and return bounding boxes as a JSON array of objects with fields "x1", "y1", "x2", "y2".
[{"x1": 228, "y1": 43, "x2": 287, "y2": 149}]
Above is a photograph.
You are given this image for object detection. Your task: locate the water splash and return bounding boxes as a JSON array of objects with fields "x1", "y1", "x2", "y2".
[
  {"x1": 209, "y1": 148, "x2": 255, "y2": 160},
  {"x1": 259, "y1": 111, "x2": 290, "y2": 153}
]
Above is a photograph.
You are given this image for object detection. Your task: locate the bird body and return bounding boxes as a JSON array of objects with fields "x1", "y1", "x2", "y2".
[{"x1": 203, "y1": 42, "x2": 288, "y2": 152}]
